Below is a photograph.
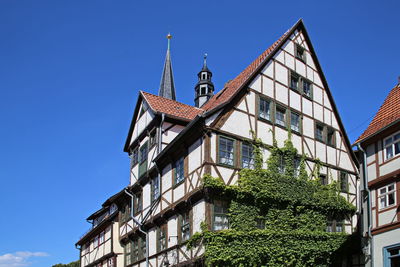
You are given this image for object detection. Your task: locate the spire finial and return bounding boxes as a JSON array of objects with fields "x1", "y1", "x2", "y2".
[
  {"x1": 167, "y1": 33, "x2": 172, "y2": 51},
  {"x1": 203, "y1": 53, "x2": 208, "y2": 67}
]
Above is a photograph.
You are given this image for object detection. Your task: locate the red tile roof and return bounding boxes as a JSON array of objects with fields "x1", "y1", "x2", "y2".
[
  {"x1": 355, "y1": 84, "x2": 400, "y2": 143},
  {"x1": 201, "y1": 28, "x2": 292, "y2": 112},
  {"x1": 142, "y1": 91, "x2": 203, "y2": 121}
]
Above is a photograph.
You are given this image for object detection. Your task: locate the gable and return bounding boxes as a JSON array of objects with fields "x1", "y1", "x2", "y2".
[
  {"x1": 129, "y1": 100, "x2": 155, "y2": 147},
  {"x1": 211, "y1": 21, "x2": 358, "y2": 172}
]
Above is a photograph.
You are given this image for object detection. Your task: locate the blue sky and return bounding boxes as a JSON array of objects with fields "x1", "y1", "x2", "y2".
[{"x1": 0, "y1": 0, "x2": 399, "y2": 266}]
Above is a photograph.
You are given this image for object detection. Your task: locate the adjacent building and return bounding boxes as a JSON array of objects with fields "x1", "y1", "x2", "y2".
[
  {"x1": 354, "y1": 83, "x2": 400, "y2": 267},
  {"x1": 77, "y1": 19, "x2": 360, "y2": 266}
]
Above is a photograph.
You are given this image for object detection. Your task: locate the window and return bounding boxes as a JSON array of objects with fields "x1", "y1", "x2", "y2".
[
  {"x1": 302, "y1": 79, "x2": 312, "y2": 98},
  {"x1": 290, "y1": 111, "x2": 301, "y2": 133},
  {"x1": 157, "y1": 225, "x2": 167, "y2": 252},
  {"x1": 379, "y1": 183, "x2": 396, "y2": 210},
  {"x1": 326, "y1": 220, "x2": 344, "y2": 233},
  {"x1": 132, "y1": 239, "x2": 139, "y2": 263},
  {"x1": 295, "y1": 44, "x2": 306, "y2": 62},
  {"x1": 290, "y1": 72, "x2": 300, "y2": 90},
  {"x1": 93, "y1": 236, "x2": 99, "y2": 249},
  {"x1": 138, "y1": 142, "x2": 148, "y2": 177},
  {"x1": 134, "y1": 193, "x2": 142, "y2": 214},
  {"x1": 241, "y1": 143, "x2": 254, "y2": 169},
  {"x1": 107, "y1": 258, "x2": 115, "y2": 267},
  {"x1": 149, "y1": 130, "x2": 157, "y2": 147},
  {"x1": 339, "y1": 172, "x2": 348, "y2": 193},
  {"x1": 174, "y1": 157, "x2": 185, "y2": 185},
  {"x1": 256, "y1": 218, "x2": 266, "y2": 229},
  {"x1": 180, "y1": 211, "x2": 191, "y2": 242},
  {"x1": 219, "y1": 136, "x2": 235, "y2": 166},
  {"x1": 259, "y1": 98, "x2": 272, "y2": 121},
  {"x1": 320, "y1": 174, "x2": 328, "y2": 185},
  {"x1": 131, "y1": 147, "x2": 138, "y2": 167},
  {"x1": 120, "y1": 203, "x2": 131, "y2": 223},
  {"x1": 213, "y1": 200, "x2": 229, "y2": 230},
  {"x1": 151, "y1": 177, "x2": 160, "y2": 202},
  {"x1": 327, "y1": 127, "x2": 335, "y2": 147},
  {"x1": 125, "y1": 242, "x2": 132, "y2": 266},
  {"x1": 275, "y1": 106, "x2": 286, "y2": 127},
  {"x1": 384, "y1": 131, "x2": 400, "y2": 160},
  {"x1": 99, "y1": 231, "x2": 105, "y2": 245},
  {"x1": 315, "y1": 123, "x2": 324, "y2": 142},
  {"x1": 139, "y1": 237, "x2": 146, "y2": 260},
  {"x1": 384, "y1": 244, "x2": 400, "y2": 267}
]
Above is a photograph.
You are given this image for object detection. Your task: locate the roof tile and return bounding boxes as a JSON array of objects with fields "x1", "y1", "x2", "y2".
[{"x1": 355, "y1": 84, "x2": 400, "y2": 143}]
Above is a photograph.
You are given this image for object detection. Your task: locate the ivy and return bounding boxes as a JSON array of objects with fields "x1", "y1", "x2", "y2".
[{"x1": 190, "y1": 135, "x2": 357, "y2": 266}]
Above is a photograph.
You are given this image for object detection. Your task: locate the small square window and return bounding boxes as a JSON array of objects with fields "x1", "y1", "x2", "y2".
[
  {"x1": 259, "y1": 98, "x2": 271, "y2": 121},
  {"x1": 384, "y1": 131, "x2": 400, "y2": 160},
  {"x1": 327, "y1": 128, "x2": 335, "y2": 147},
  {"x1": 326, "y1": 219, "x2": 344, "y2": 233},
  {"x1": 295, "y1": 44, "x2": 306, "y2": 62},
  {"x1": 213, "y1": 200, "x2": 229, "y2": 231},
  {"x1": 379, "y1": 183, "x2": 396, "y2": 210},
  {"x1": 320, "y1": 174, "x2": 328, "y2": 185},
  {"x1": 275, "y1": 106, "x2": 286, "y2": 127},
  {"x1": 315, "y1": 123, "x2": 324, "y2": 142}
]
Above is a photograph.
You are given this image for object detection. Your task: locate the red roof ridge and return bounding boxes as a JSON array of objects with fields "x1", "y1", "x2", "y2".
[
  {"x1": 355, "y1": 84, "x2": 400, "y2": 144},
  {"x1": 200, "y1": 22, "x2": 297, "y2": 112}
]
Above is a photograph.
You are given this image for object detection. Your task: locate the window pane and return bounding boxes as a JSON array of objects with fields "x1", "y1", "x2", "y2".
[
  {"x1": 259, "y1": 99, "x2": 270, "y2": 120},
  {"x1": 385, "y1": 137, "x2": 393, "y2": 146},
  {"x1": 303, "y1": 80, "x2": 312, "y2": 97},
  {"x1": 242, "y1": 143, "x2": 254, "y2": 169},
  {"x1": 276, "y1": 108, "x2": 286, "y2": 127},
  {"x1": 290, "y1": 112, "x2": 300, "y2": 132},
  {"x1": 395, "y1": 142, "x2": 400, "y2": 155},
  {"x1": 219, "y1": 137, "x2": 234, "y2": 166},
  {"x1": 380, "y1": 197, "x2": 387, "y2": 208},
  {"x1": 386, "y1": 146, "x2": 394, "y2": 159},
  {"x1": 388, "y1": 193, "x2": 395, "y2": 206}
]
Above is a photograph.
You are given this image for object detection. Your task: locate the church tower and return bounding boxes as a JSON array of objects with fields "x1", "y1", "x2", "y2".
[
  {"x1": 158, "y1": 33, "x2": 176, "y2": 100},
  {"x1": 194, "y1": 54, "x2": 214, "y2": 107}
]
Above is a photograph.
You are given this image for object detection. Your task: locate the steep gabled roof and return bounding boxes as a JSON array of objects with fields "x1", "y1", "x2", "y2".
[
  {"x1": 355, "y1": 84, "x2": 400, "y2": 144},
  {"x1": 201, "y1": 21, "x2": 298, "y2": 112},
  {"x1": 142, "y1": 91, "x2": 202, "y2": 121}
]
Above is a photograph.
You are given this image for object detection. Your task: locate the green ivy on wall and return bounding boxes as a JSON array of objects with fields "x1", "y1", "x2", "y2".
[{"x1": 188, "y1": 135, "x2": 357, "y2": 267}]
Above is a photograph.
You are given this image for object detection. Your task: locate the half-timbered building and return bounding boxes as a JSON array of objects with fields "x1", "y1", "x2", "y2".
[
  {"x1": 354, "y1": 83, "x2": 400, "y2": 267},
  {"x1": 77, "y1": 19, "x2": 360, "y2": 267}
]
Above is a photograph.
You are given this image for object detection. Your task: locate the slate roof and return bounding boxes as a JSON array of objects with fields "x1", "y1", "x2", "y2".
[
  {"x1": 355, "y1": 83, "x2": 400, "y2": 144},
  {"x1": 142, "y1": 91, "x2": 202, "y2": 121}
]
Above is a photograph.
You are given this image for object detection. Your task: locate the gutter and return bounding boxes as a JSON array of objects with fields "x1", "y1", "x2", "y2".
[
  {"x1": 124, "y1": 189, "x2": 149, "y2": 267},
  {"x1": 355, "y1": 143, "x2": 373, "y2": 267}
]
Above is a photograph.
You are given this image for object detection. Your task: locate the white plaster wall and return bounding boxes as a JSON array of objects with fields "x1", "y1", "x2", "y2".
[
  {"x1": 149, "y1": 227, "x2": 157, "y2": 256},
  {"x1": 292, "y1": 134, "x2": 302, "y2": 154},
  {"x1": 313, "y1": 102, "x2": 323, "y2": 122},
  {"x1": 143, "y1": 183, "x2": 151, "y2": 211},
  {"x1": 262, "y1": 61, "x2": 274, "y2": 78},
  {"x1": 324, "y1": 108, "x2": 332, "y2": 126},
  {"x1": 313, "y1": 85, "x2": 323, "y2": 106},
  {"x1": 163, "y1": 124, "x2": 185, "y2": 143},
  {"x1": 210, "y1": 133, "x2": 217, "y2": 163},
  {"x1": 323, "y1": 91, "x2": 332, "y2": 110},
  {"x1": 304, "y1": 137, "x2": 315, "y2": 158},
  {"x1": 366, "y1": 144, "x2": 375, "y2": 165},
  {"x1": 275, "y1": 127, "x2": 288, "y2": 148},
  {"x1": 188, "y1": 138, "x2": 202, "y2": 174},
  {"x1": 162, "y1": 164, "x2": 172, "y2": 193},
  {"x1": 173, "y1": 183, "x2": 185, "y2": 202},
  {"x1": 378, "y1": 209, "x2": 398, "y2": 226},
  {"x1": 275, "y1": 83, "x2": 288, "y2": 105},
  {"x1": 302, "y1": 98, "x2": 313, "y2": 117},
  {"x1": 167, "y1": 216, "x2": 178, "y2": 247},
  {"x1": 302, "y1": 116, "x2": 314, "y2": 138},
  {"x1": 217, "y1": 166, "x2": 235, "y2": 185},
  {"x1": 192, "y1": 199, "x2": 206, "y2": 234},
  {"x1": 246, "y1": 91, "x2": 256, "y2": 115},
  {"x1": 315, "y1": 142, "x2": 326, "y2": 162},
  {"x1": 275, "y1": 62, "x2": 288, "y2": 86},
  {"x1": 295, "y1": 59, "x2": 306, "y2": 77},
  {"x1": 373, "y1": 228, "x2": 400, "y2": 267},
  {"x1": 285, "y1": 52, "x2": 295, "y2": 70},
  {"x1": 282, "y1": 40, "x2": 294, "y2": 55},
  {"x1": 274, "y1": 50, "x2": 285, "y2": 65},
  {"x1": 205, "y1": 111, "x2": 221, "y2": 126},
  {"x1": 262, "y1": 76, "x2": 274, "y2": 98},
  {"x1": 249, "y1": 75, "x2": 262, "y2": 92},
  {"x1": 221, "y1": 111, "x2": 253, "y2": 139},
  {"x1": 289, "y1": 90, "x2": 301, "y2": 112},
  {"x1": 380, "y1": 157, "x2": 400, "y2": 176},
  {"x1": 327, "y1": 146, "x2": 336, "y2": 166},
  {"x1": 306, "y1": 66, "x2": 313, "y2": 81},
  {"x1": 257, "y1": 121, "x2": 273, "y2": 146},
  {"x1": 367, "y1": 164, "x2": 377, "y2": 181}
]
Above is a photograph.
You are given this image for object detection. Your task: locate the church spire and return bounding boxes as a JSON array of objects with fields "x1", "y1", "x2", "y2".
[
  {"x1": 195, "y1": 53, "x2": 214, "y2": 108},
  {"x1": 158, "y1": 33, "x2": 176, "y2": 100}
]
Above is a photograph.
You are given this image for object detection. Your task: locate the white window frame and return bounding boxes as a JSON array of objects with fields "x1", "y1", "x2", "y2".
[
  {"x1": 384, "y1": 131, "x2": 400, "y2": 161},
  {"x1": 378, "y1": 183, "x2": 396, "y2": 210}
]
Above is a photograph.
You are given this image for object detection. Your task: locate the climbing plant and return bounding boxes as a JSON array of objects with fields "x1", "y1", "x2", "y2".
[{"x1": 188, "y1": 135, "x2": 357, "y2": 267}]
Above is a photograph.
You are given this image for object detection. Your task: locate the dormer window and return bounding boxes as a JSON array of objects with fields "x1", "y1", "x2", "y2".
[{"x1": 295, "y1": 44, "x2": 306, "y2": 62}]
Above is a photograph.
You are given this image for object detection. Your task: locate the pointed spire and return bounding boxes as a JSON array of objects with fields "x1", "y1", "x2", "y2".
[
  {"x1": 202, "y1": 53, "x2": 210, "y2": 72},
  {"x1": 158, "y1": 33, "x2": 176, "y2": 100}
]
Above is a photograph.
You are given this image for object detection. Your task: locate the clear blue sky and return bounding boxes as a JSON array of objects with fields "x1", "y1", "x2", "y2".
[{"x1": 0, "y1": 0, "x2": 399, "y2": 266}]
